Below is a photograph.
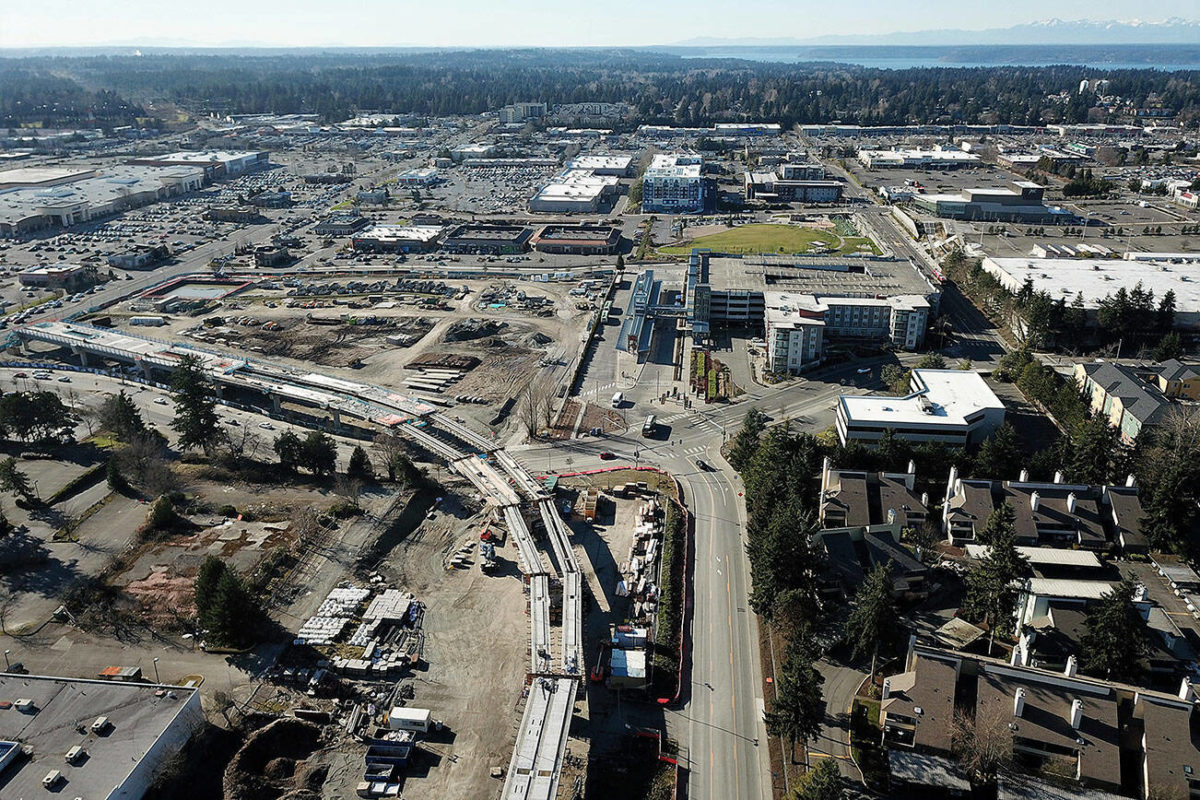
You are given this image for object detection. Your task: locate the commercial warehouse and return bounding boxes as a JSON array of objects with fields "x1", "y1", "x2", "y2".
[
  {"x1": 530, "y1": 225, "x2": 622, "y2": 255},
  {"x1": 126, "y1": 150, "x2": 269, "y2": 179},
  {"x1": 566, "y1": 155, "x2": 633, "y2": 177},
  {"x1": 856, "y1": 147, "x2": 980, "y2": 169},
  {"x1": 909, "y1": 182, "x2": 1073, "y2": 224},
  {"x1": 0, "y1": 165, "x2": 204, "y2": 236},
  {"x1": 0, "y1": 673, "x2": 202, "y2": 800},
  {"x1": 528, "y1": 170, "x2": 619, "y2": 213},
  {"x1": 440, "y1": 223, "x2": 532, "y2": 254},
  {"x1": 351, "y1": 225, "x2": 443, "y2": 253},
  {"x1": 981, "y1": 254, "x2": 1200, "y2": 329}
]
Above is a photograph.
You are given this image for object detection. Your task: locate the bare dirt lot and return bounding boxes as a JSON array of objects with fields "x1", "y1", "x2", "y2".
[{"x1": 194, "y1": 315, "x2": 440, "y2": 369}]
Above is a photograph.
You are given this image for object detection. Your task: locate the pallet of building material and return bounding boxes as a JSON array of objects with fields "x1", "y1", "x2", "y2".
[{"x1": 405, "y1": 353, "x2": 481, "y2": 371}]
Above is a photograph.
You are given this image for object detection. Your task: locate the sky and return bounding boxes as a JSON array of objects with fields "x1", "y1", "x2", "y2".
[{"x1": 1, "y1": 0, "x2": 1197, "y2": 49}]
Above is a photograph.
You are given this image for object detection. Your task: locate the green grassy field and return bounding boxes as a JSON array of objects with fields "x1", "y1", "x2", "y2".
[{"x1": 657, "y1": 223, "x2": 877, "y2": 257}]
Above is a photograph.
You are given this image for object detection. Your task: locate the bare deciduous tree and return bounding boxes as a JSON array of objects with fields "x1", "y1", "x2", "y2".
[
  {"x1": 951, "y1": 708, "x2": 1011, "y2": 785},
  {"x1": 334, "y1": 474, "x2": 363, "y2": 508},
  {"x1": 520, "y1": 379, "x2": 556, "y2": 439}
]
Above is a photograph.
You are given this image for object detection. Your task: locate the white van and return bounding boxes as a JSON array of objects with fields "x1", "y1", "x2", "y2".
[{"x1": 611, "y1": 392, "x2": 623, "y2": 408}]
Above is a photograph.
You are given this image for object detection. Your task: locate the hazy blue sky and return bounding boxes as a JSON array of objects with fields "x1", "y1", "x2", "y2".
[{"x1": 1, "y1": 0, "x2": 1196, "y2": 48}]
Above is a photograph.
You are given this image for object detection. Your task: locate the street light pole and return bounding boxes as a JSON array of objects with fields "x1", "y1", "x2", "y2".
[
  {"x1": 3, "y1": 650, "x2": 9, "y2": 669},
  {"x1": 152, "y1": 657, "x2": 160, "y2": 684}
]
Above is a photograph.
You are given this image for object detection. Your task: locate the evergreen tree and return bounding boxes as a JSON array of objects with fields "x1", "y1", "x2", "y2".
[
  {"x1": 1064, "y1": 415, "x2": 1124, "y2": 486},
  {"x1": 99, "y1": 390, "x2": 147, "y2": 441},
  {"x1": 1153, "y1": 331, "x2": 1183, "y2": 362},
  {"x1": 1080, "y1": 575, "x2": 1148, "y2": 682},
  {"x1": 169, "y1": 355, "x2": 222, "y2": 454},
  {"x1": 790, "y1": 759, "x2": 843, "y2": 800},
  {"x1": 347, "y1": 445, "x2": 374, "y2": 482},
  {"x1": 963, "y1": 503, "x2": 1029, "y2": 644},
  {"x1": 106, "y1": 459, "x2": 129, "y2": 494},
  {"x1": 300, "y1": 431, "x2": 338, "y2": 476},
  {"x1": 204, "y1": 568, "x2": 257, "y2": 647},
  {"x1": 194, "y1": 555, "x2": 225, "y2": 619},
  {"x1": 915, "y1": 353, "x2": 946, "y2": 370},
  {"x1": 273, "y1": 430, "x2": 303, "y2": 473},
  {"x1": 727, "y1": 408, "x2": 767, "y2": 471},
  {"x1": 972, "y1": 424, "x2": 1023, "y2": 479},
  {"x1": 764, "y1": 635, "x2": 825, "y2": 764},
  {"x1": 0, "y1": 457, "x2": 34, "y2": 502},
  {"x1": 845, "y1": 564, "x2": 896, "y2": 679}
]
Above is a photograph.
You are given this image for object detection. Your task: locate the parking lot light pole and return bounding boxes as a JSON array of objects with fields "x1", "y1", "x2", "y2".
[
  {"x1": 3, "y1": 650, "x2": 9, "y2": 669},
  {"x1": 152, "y1": 657, "x2": 160, "y2": 684}
]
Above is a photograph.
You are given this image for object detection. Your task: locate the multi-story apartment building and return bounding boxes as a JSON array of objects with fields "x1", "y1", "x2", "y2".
[{"x1": 640, "y1": 154, "x2": 714, "y2": 214}]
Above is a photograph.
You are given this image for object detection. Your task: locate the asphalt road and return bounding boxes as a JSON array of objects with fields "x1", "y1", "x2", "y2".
[{"x1": 511, "y1": 354, "x2": 900, "y2": 800}]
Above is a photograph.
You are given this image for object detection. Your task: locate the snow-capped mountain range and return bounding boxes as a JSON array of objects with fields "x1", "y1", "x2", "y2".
[{"x1": 673, "y1": 18, "x2": 1200, "y2": 47}]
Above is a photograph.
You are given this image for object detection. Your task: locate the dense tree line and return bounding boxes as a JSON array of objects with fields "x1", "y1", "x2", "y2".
[{"x1": 3, "y1": 51, "x2": 1197, "y2": 127}]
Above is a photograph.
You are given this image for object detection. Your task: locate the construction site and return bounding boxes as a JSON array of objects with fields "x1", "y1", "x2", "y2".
[
  {"x1": 2, "y1": 314, "x2": 638, "y2": 800},
  {"x1": 71, "y1": 267, "x2": 612, "y2": 437}
]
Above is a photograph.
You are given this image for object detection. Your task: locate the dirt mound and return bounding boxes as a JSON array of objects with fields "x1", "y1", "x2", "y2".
[
  {"x1": 223, "y1": 718, "x2": 323, "y2": 800},
  {"x1": 444, "y1": 318, "x2": 506, "y2": 342},
  {"x1": 525, "y1": 331, "x2": 552, "y2": 347},
  {"x1": 293, "y1": 762, "x2": 329, "y2": 792}
]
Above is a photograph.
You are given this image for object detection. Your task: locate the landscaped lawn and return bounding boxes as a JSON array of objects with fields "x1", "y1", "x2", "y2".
[{"x1": 657, "y1": 223, "x2": 877, "y2": 257}]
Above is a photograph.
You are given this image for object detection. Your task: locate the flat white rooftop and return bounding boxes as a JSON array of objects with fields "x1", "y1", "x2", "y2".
[
  {"x1": 567, "y1": 155, "x2": 632, "y2": 171},
  {"x1": 356, "y1": 225, "x2": 443, "y2": 242},
  {"x1": 645, "y1": 153, "x2": 702, "y2": 179},
  {"x1": 0, "y1": 166, "x2": 96, "y2": 186},
  {"x1": 982, "y1": 255, "x2": 1200, "y2": 313},
  {"x1": 840, "y1": 369, "x2": 1003, "y2": 428},
  {"x1": 152, "y1": 150, "x2": 264, "y2": 164}
]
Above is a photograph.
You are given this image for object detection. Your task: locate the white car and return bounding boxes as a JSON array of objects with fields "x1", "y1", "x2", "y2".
[
  {"x1": 153, "y1": 397, "x2": 169, "y2": 405},
  {"x1": 257, "y1": 422, "x2": 275, "y2": 430}
]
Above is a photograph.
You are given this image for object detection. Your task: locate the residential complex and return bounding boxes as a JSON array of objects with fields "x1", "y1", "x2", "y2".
[
  {"x1": 744, "y1": 159, "x2": 843, "y2": 203},
  {"x1": 942, "y1": 465, "x2": 1146, "y2": 551},
  {"x1": 640, "y1": 154, "x2": 713, "y2": 214},
  {"x1": 497, "y1": 102, "x2": 547, "y2": 124},
  {"x1": 880, "y1": 642, "x2": 1200, "y2": 798},
  {"x1": 1074, "y1": 361, "x2": 1175, "y2": 443},
  {"x1": 835, "y1": 369, "x2": 1006, "y2": 446}
]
